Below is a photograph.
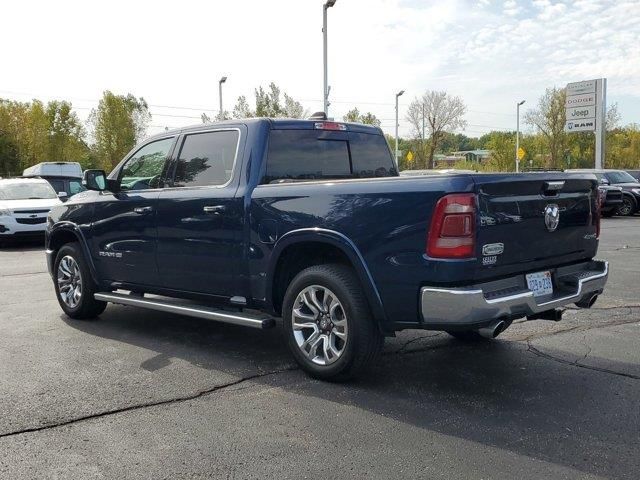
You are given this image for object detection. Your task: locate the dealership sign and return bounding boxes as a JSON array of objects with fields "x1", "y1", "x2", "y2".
[
  {"x1": 565, "y1": 79, "x2": 600, "y2": 132},
  {"x1": 566, "y1": 105, "x2": 596, "y2": 120},
  {"x1": 564, "y1": 78, "x2": 606, "y2": 168},
  {"x1": 566, "y1": 119, "x2": 596, "y2": 132}
]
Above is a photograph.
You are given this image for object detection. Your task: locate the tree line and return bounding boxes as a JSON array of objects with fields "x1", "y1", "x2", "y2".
[
  {"x1": 398, "y1": 87, "x2": 639, "y2": 172},
  {"x1": 1, "y1": 84, "x2": 638, "y2": 177}
]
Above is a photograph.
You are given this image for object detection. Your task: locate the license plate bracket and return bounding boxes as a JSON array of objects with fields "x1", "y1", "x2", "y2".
[{"x1": 526, "y1": 271, "x2": 554, "y2": 297}]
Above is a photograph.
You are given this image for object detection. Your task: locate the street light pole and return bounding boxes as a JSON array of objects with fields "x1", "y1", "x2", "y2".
[
  {"x1": 516, "y1": 100, "x2": 525, "y2": 172},
  {"x1": 219, "y1": 76, "x2": 227, "y2": 120},
  {"x1": 395, "y1": 90, "x2": 405, "y2": 167},
  {"x1": 323, "y1": 0, "x2": 336, "y2": 116}
]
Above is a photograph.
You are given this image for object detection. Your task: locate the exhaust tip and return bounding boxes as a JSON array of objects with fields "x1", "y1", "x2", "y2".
[
  {"x1": 575, "y1": 294, "x2": 598, "y2": 309},
  {"x1": 478, "y1": 320, "x2": 506, "y2": 339}
]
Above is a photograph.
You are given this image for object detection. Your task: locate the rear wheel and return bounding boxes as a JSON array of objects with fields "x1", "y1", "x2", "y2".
[
  {"x1": 282, "y1": 264, "x2": 384, "y2": 381},
  {"x1": 616, "y1": 197, "x2": 635, "y2": 216},
  {"x1": 54, "y1": 243, "x2": 107, "y2": 319}
]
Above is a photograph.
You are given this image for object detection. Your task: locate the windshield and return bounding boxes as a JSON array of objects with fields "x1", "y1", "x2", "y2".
[
  {"x1": 0, "y1": 182, "x2": 57, "y2": 200},
  {"x1": 605, "y1": 171, "x2": 637, "y2": 183}
]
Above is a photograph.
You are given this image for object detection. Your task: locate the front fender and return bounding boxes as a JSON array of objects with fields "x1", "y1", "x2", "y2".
[
  {"x1": 47, "y1": 222, "x2": 100, "y2": 285},
  {"x1": 266, "y1": 228, "x2": 388, "y2": 329}
]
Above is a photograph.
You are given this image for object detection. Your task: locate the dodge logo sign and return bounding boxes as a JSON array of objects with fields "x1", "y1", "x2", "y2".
[{"x1": 544, "y1": 204, "x2": 560, "y2": 232}]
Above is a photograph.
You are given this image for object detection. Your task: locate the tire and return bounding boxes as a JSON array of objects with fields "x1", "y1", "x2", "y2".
[
  {"x1": 53, "y1": 243, "x2": 107, "y2": 319},
  {"x1": 445, "y1": 330, "x2": 489, "y2": 342},
  {"x1": 616, "y1": 197, "x2": 635, "y2": 216},
  {"x1": 282, "y1": 264, "x2": 384, "y2": 381}
]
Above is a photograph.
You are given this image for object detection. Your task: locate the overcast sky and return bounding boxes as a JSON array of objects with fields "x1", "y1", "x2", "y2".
[{"x1": 2, "y1": 0, "x2": 639, "y2": 138}]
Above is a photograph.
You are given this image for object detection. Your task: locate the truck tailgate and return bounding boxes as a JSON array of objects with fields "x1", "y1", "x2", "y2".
[{"x1": 474, "y1": 174, "x2": 599, "y2": 273}]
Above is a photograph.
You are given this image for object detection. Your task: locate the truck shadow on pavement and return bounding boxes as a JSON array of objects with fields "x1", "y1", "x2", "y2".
[{"x1": 62, "y1": 305, "x2": 639, "y2": 480}]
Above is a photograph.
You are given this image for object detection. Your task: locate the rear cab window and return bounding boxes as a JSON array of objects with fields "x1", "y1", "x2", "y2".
[{"x1": 263, "y1": 126, "x2": 397, "y2": 184}]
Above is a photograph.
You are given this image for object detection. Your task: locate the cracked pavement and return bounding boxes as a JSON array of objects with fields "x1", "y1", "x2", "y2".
[{"x1": 0, "y1": 217, "x2": 639, "y2": 479}]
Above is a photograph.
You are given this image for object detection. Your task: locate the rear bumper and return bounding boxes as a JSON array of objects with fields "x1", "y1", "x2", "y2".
[{"x1": 420, "y1": 260, "x2": 608, "y2": 326}]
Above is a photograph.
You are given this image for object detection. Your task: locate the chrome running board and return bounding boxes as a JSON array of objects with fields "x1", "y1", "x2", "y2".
[{"x1": 94, "y1": 292, "x2": 275, "y2": 329}]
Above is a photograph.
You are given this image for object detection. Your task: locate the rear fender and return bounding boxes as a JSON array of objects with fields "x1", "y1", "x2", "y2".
[{"x1": 266, "y1": 228, "x2": 388, "y2": 328}]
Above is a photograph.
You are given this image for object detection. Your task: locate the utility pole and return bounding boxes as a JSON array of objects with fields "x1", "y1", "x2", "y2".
[
  {"x1": 516, "y1": 100, "x2": 525, "y2": 172},
  {"x1": 323, "y1": 0, "x2": 336, "y2": 116},
  {"x1": 218, "y1": 76, "x2": 227, "y2": 120},
  {"x1": 595, "y1": 78, "x2": 606, "y2": 169},
  {"x1": 422, "y1": 102, "x2": 426, "y2": 166},
  {"x1": 395, "y1": 90, "x2": 405, "y2": 167}
]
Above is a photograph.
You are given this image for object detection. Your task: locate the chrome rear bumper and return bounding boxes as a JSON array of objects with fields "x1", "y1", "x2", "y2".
[{"x1": 420, "y1": 260, "x2": 608, "y2": 325}]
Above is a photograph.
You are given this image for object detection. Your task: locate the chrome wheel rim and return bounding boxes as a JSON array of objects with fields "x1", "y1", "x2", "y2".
[
  {"x1": 291, "y1": 285, "x2": 348, "y2": 366},
  {"x1": 57, "y1": 255, "x2": 82, "y2": 309},
  {"x1": 619, "y1": 199, "x2": 632, "y2": 215}
]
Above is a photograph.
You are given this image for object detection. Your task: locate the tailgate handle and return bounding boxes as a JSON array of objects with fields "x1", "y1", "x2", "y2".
[{"x1": 543, "y1": 181, "x2": 565, "y2": 195}]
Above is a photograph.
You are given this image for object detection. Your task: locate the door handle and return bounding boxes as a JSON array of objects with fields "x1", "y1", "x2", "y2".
[
  {"x1": 203, "y1": 205, "x2": 226, "y2": 215},
  {"x1": 133, "y1": 206, "x2": 153, "y2": 214}
]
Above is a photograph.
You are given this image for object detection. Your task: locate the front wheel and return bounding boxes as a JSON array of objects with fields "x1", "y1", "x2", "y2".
[
  {"x1": 54, "y1": 243, "x2": 107, "y2": 319},
  {"x1": 616, "y1": 197, "x2": 635, "y2": 216},
  {"x1": 282, "y1": 264, "x2": 384, "y2": 381}
]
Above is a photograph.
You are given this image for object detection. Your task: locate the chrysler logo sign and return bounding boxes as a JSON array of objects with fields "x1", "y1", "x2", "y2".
[{"x1": 544, "y1": 204, "x2": 560, "y2": 232}]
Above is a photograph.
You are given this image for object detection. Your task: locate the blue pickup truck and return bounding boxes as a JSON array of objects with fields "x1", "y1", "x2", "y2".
[{"x1": 46, "y1": 117, "x2": 608, "y2": 380}]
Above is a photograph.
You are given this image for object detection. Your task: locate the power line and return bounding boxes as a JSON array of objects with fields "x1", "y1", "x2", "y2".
[{"x1": 1, "y1": 89, "x2": 517, "y2": 120}]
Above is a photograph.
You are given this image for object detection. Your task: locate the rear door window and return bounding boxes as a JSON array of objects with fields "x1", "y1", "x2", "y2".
[
  {"x1": 173, "y1": 130, "x2": 239, "y2": 187},
  {"x1": 264, "y1": 129, "x2": 396, "y2": 184}
]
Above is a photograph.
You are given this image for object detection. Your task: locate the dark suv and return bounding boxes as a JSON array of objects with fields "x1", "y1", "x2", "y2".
[{"x1": 569, "y1": 169, "x2": 640, "y2": 216}]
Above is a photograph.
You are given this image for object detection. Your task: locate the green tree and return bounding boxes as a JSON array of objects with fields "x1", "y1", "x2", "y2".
[
  {"x1": 232, "y1": 96, "x2": 253, "y2": 119},
  {"x1": 524, "y1": 87, "x2": 567, "y2": 168},
  {"x1": 343, "y1": 108, "x2": 381, "y2": 127},
  {"x1": 483, "y1": 131, "x2": 516, "y2": 171},
  {"x1": 0, "y1": 130, "x2": 19, "y2": 176},
  {"x1": 88, "y1": 91, "x2": 151, "y2": 171},
  {"x1": 46, "y1": 101, "x2": 88, "y2": 163},
  {"x1": 231, "y1": 83, "x2": 306, "y2": 119}
]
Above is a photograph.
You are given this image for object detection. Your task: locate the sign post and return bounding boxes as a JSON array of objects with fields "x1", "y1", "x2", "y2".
[
  {"x1": 594, "y1": 78, "x2": 606, "y2": 169},
  {"x1": 564, "y1": 78, "x2": 606, "y2": 168}
]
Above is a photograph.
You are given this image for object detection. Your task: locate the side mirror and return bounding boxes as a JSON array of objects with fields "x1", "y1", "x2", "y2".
[
  {"x1": 599, "y1": 178, "x2": 610, "y2": 185},
  {"x1": 83, "y1": 170, "x2": 107, "y2": 191},
  {"x1": 57, "y1": 191, "x2": 69, "y2": 202}
]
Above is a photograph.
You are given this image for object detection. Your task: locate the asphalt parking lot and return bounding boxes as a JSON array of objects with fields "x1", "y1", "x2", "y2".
[{"x1": 0, "y1": 218, "x2": 638, "y2": 479}]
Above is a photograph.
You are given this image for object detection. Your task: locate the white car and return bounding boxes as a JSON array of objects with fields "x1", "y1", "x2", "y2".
[{"x1": 0, "y1": 178, "x2": 63, "y2": 243}]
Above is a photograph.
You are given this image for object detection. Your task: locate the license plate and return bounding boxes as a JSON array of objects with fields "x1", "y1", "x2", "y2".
[{"x1": 526, "y1": 271, "x2": 553, "y2": 297}]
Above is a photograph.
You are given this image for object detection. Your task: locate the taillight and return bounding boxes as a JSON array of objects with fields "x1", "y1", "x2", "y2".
[
  {"x1": 314, "y1": 121, "x2": 347, "y2": 131},
  {"x1": 427, "y1": 193, "x2": 476, "y2": 258}
]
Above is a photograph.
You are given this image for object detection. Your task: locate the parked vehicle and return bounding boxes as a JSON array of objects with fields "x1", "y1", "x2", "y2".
[
  {"x1": 46, "y1": 118, "x2": 608, "y2": 380},
  {"x1": 598, "y1": 185, "x2": 624, "y2": 217},
  {"x1": 23, "y1": 162, "x2": 85, "y2": 200},
  {"x1": 626, "y1": 170, "x2": 640, "y2": 182},
  {"x1": 568, "y1": 169, "x2": 640, "y2": 216},
  {"x1": 0, "y1": 178, "x2": 62, "y2": 243}
]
